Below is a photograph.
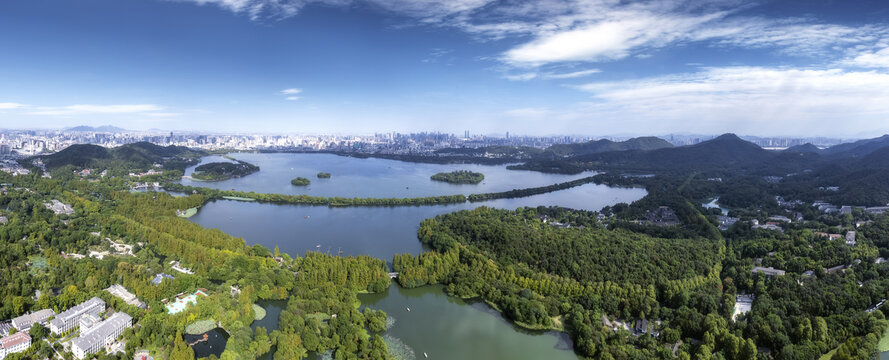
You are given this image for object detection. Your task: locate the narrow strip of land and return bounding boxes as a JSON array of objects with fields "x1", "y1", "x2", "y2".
[{"x1": 163, "y1": 175, "x2": 606, "y2": 208}]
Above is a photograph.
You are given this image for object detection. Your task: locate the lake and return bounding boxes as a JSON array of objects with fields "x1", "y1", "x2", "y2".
[
  {"x1": 186, "y1": 153, "x2": 645, "y2": 260},
  {"x1": 184, "y1": 153, "x2": 643, "y2": 359},
  {"x1": 181, "y1": 152, "x2": 598, "y2": 198},
  {"x1": 188, "y1": 184, "x2": 644, "y2": 260},
  {"x1": 359, "y1": 285, "x2": 579, "y2": 360}
]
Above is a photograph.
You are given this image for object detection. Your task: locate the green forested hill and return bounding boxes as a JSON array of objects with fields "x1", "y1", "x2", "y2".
[
  {"x1": 546, "y1": 136, "x2": 674, "y2": 157},
  {"x1": 36, "y1": 142, "x2": 203, "y2": 171}
]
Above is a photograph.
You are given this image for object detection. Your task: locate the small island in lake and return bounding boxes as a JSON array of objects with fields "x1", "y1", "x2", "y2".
[
  {"x1": 191, "y1": 160, "x2": 259, "y2": 181},
  {"x1": 317, "y1": 172, "x2": 331, "y2": 178},
  {"x1": 430, "y1": 170, "x2": 485, "y2": 184},
  {"x1": 291, "y1": 177, "x2": 311, "y2": 186}
]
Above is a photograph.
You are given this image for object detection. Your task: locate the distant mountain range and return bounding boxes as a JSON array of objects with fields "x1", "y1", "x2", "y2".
[
  {"x1": 511, "y1": 132, "x2": 889, "y2": 175},
  {"x1": 66, "y1": 125, "x2": 129, "y2": 133},
  {"x1": 546, "y1": 136, "x2": 673, "y2": 156}
]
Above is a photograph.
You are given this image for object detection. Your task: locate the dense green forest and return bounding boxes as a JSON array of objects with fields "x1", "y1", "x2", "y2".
[
  {"x1": 417, "y1": 207, "x2": 722, "y2": 287},
  {"x1": 430, "y1": 170, "x2": 484, "y2": 184},
  {"x1": 0, "y1": 169, "x2": 391, "y2": 360},
  {"x1": 192, "y1": 160, "x2": 259, "y2": 181}
]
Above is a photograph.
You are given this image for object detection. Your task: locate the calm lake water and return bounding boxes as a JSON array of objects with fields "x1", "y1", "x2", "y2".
[
  {"x1": 181, "y1": 152, "x2": 595, "y2": 198},
  {"x1": 189, "y1": 183, "x2": 644, "y2": 260},
  {"x1": 359, "y1": 285, "x2": 579, "y2": 360},
  {"x1": 186, "y1": 154, "x2": 645, "y2": 260},
  {"x1": 184, "y1": 153, "x2": 643, "y2": 359}
]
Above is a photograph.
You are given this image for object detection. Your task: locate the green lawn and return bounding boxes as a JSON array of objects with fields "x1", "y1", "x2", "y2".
[
  {"x1": 879, "y1": 325, "x2": 889, "y2": 352},
  {"x1": 222, "y1": 196, "x2": 255, "y2": 201},
  {"x1": 818, "y1": 347, "x2": 837, "y2": 360},
  {"x1": 177, "y1": 207, "x2": 198, "y2": 218}
]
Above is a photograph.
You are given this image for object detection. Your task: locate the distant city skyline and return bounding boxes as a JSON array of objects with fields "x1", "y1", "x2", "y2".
[
  {"x1": 0, "y1": 124, "x2": 874, "y2": 143},
  {"x1": 2, "y1": 0, "x2": 889, "y2": 137}
]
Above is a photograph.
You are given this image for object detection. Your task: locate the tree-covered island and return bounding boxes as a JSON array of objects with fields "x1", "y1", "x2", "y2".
[
  {"x1": 317, "y1": 172, "x2": 331, "y2": 178},
  {"x1": 430, "y1": 170, "x2": 485, "y2": 184},
  {"x1": 291, "y1": 177, "x2": 311, "y2": 186},
  {"x1": 191, "y1": 160, "x2": 259, "y2": 181}
]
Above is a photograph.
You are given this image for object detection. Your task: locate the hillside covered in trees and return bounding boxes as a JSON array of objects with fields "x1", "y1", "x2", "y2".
[
  {"x1": 191, "y1": 159, "x2": 259, "y2": 181},
  {"x1": 34, "y1": 142, "x2": 204, "y2": 172}
]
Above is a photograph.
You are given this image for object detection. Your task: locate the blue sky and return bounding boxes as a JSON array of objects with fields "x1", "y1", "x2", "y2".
[{"x1": 1, "y1": 0, "x2": 889, "y2": 137}]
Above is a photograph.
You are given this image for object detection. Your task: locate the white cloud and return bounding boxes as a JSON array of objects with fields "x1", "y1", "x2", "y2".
[
  {"x1": 569, "y1": 66, "x2": 889, "y2": 136},
  {"x1": 367, "y1": 0, "x2": 493, "y2": 20},
  {"x1": 0, "y1": 102, "x2": 26, "y2": 110},
  {"x1": 451, "y1": 1, "x2": 889, "y2": 68},
  {"x1": 29, "y1": 104, "x2": 165, "y2": 115},
  {"x1": 697, "y1": 19, "x2": 889, "y2": 57},
  {"x1": 503, "y1": 11, "x2": 725, "y2": 66},
  {"x1": 170, "y1": 0, "x2": 889, "y2": 70},
  {"x1": 281, "y1": 88, "x2": 302, "y2": 95},
  {"x1": 286, "y1": 96, "x2": 301, "y2": 101},
  {"x1": 845, "y1": 46, "x2": 889, "y2": 68},
  {"x1": 503, "y1": 72, "x2": 537, "y2": 81},
  {"x1": 542, "y1": 69, "x2": 600, "y2": 79},
  {"x1": 173, "y1": 0, "x2": 491, "y2": 20},
  {"x1": 421, "y1": 48, "x2": 453, "y2": 63},
  {"x1": 177, "y1": 0, "x2": 330, "y2": 20},
  {"x1": 503, "y1": 68, "x2": 600, "y2": 81}
]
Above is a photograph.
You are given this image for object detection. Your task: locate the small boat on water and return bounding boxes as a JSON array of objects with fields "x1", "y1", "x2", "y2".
[
  {"x1": 406, "y1": 307, "x2": 411, "y2": 312},
  {"x1": 424, "y1": 352, "x2": 428, "y2": 358},
  {"x1": 304, "y1": 215, "x2": 310, "y2": 219}
]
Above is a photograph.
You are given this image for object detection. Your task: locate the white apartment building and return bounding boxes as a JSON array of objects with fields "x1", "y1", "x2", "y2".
[
  {"x1": 70, "y1": 312, "x2": 132, "y2": 359},
  {"x1": 10, "y1": 309, "x2": 55, "y2": 332},
  {"x1": 0, "y1": 332, "x2": 31, "y2": 359},
  {"x1": 49, "y1": 297, "x2": 105, "y2": 335}
]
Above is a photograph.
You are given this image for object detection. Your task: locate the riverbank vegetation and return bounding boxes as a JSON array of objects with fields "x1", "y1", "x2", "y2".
[
  {"x1": 430, "y1": 170, "x2": 484, "y2": 184},
  {"x1": 192, "y1": 160, "x2": 259, "y2": 181},
  {"x1": 467, "y1": 175, "x2": 599, "y2": 201},
  {"x1": 164, "y1": 183, "x2": 466, "y2": 207}
]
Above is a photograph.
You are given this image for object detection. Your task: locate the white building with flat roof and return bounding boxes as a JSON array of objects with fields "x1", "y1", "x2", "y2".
[
  {"x1": 49, "y1": 297, "x2": 105, "y2": 335},
  {"x1": 70, "y1": 312, "x2": 132, "y2": 359},
  {"x1": 105, "y1": 285, "x2": 145, "y2": 309},
  {"x1": 0, "y1": 332, "x2": 31, "y2": 359},
  {"x1": 10, "y1": 308, "x2": 55, "y2": 332}
]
